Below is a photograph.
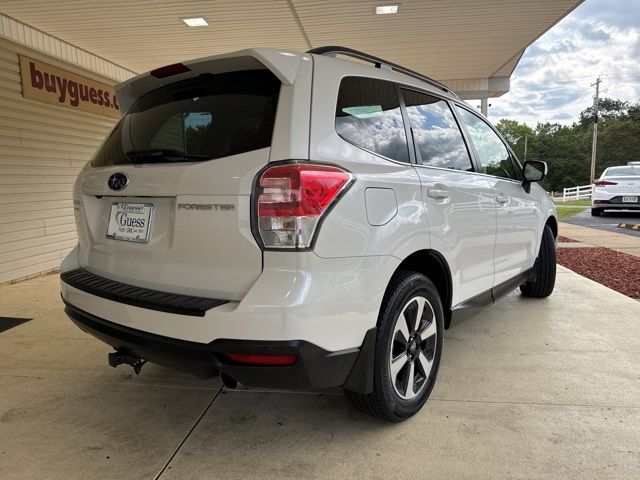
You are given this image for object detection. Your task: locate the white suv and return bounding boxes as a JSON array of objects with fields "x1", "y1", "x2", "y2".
[{"x1": 60, "y1": 46, "x2": 557, "y2": 422}]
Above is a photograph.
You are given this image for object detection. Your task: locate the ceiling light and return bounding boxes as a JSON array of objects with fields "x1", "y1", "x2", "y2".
[
  {"x1": 181, "y1": 17, "x2": 209, "y2": 27},
  {"x1": 375, "y1": 5, "x2": 398, "y2": 15}
]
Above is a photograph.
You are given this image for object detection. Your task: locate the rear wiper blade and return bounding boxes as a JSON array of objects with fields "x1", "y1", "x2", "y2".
[{"x1": 125, "y1": 149, "x2": 210, "y2": 163}]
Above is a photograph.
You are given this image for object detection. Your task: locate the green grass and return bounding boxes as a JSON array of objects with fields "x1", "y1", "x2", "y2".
[{"x1": 555, "y1": 198, "x2": 591, "y2": 219}]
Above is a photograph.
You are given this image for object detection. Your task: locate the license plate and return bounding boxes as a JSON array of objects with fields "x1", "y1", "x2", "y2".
[
  {"x1": 106, "y1": 203, "x2": 153, "y2": 243},
  {"x1": 622, "y1": 196, "x2": 638, "y2": 203}
]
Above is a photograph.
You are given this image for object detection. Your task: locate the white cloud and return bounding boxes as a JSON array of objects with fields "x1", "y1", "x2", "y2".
[{"x1": 487, "y1": 0, "x2": 640, "y2": 126}]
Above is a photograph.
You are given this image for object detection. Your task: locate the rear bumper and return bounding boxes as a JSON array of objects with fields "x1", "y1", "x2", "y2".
[
  {"x1": 592, "y1": 203, "x2": 640, "y2": 211},
  {"x1": 64, "y1": 301, "x2": 369, "y2": 390},
  {"x1": 592, "y1": 193, "x2": 640, "y2": 210},
  {"x1": 60, "y1": 249, "x2": 399, "y2": 352}
]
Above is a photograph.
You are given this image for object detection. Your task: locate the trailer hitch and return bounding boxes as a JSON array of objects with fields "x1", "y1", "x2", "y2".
[{"x1": 108, "y1": 350, "x2": 146, "y2": 375}]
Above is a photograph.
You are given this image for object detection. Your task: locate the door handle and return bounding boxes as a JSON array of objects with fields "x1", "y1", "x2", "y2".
[
  {"x1": 427, "y1": 188, "x2": 450, "y2": 199},
  {"x1": 496, "y1": 193, "x2": 509, "y2": 204}
]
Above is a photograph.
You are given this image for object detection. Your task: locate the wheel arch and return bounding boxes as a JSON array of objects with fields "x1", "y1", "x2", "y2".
[
  {"x1": 392, "y1": 249, "x2": 453, "y2": 329},
  {"x1": 344, "y1": 248, "x2": 452, "y2": 395}
]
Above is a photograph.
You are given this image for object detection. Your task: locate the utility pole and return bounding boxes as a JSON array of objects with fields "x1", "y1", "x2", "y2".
[
  {"x1": 524, "y1": 133, "x2": 528, "y2": 161},
  {"x1": 590, "y1": 77, "x2": 601, "y2": 184}
]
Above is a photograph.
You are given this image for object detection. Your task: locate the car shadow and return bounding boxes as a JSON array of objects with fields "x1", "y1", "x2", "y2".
[{"x1": 601, "y1": 211, "x2": 640, "y2": 219}]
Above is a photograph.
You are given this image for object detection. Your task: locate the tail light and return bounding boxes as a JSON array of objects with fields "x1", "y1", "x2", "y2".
[
  {"x1": 255, "y1": 163, "x2": 353, "y2": 249},
  {"x1": 226, "y1": 353, "x2": 297, "y2": 366},
  {"x1": 594, "y1": 180, "x2": 617, "y2": 187}
]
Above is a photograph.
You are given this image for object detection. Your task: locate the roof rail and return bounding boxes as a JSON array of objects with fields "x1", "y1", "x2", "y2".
[{"x1": 307, "y1": 46, "x2": 453, "y2": 96}]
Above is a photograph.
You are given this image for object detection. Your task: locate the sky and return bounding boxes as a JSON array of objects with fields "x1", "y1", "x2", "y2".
[{"x1": 487, "y1": 0, "x2": 640, "y2": 126}]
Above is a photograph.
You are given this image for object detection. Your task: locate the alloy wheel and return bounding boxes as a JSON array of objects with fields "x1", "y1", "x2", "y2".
[{"x1": 389, "y1": 295, "x2": 437, "y2": 400}]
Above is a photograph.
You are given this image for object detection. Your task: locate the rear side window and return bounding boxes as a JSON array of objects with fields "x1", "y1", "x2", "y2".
[
  {"x1": 455, "y1": 106, "x2": 519, "y2": 180},
  {"x1": 91, "y1": 70, "x2": 280, "y2": 166},
  {"x1": 401, "y1": 89, "x2": 473, "y2": 171},
  {"x1": 335, "y1": 77, "x2": 410, "y2": 163}
]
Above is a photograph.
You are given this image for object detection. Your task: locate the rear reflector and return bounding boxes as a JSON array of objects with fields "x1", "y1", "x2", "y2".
[
  {"x1": 256, "y1": 163, "x2": 353, "y2": 249},
  {"x1": 226, "y1": 353, "x2": 297, "y2": 366},
  {"x1": 150, "y1": 63, "x2": 191, "y2": 78},
  {"x1": 594, "y1": 180, "x2": 618, "y2": 187}
]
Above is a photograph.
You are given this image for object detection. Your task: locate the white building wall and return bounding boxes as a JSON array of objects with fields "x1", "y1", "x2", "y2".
[{"x1": 0, "y1": 37, "x2": 129, "y2": 283}]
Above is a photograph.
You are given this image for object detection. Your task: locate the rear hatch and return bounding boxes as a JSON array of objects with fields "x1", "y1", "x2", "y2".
[{"x1": 73, "y1": 61, "x2": 286, "y2": 301}]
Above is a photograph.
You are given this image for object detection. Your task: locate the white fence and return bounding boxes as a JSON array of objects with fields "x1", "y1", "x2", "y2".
[{"x1": 562, "y1": 184, "x2": 593, "y2": 202}]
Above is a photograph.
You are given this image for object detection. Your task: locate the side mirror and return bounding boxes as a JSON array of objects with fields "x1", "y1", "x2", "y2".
[{"x1": 522, "y1": 160, "x2": 547, "y2": 193}]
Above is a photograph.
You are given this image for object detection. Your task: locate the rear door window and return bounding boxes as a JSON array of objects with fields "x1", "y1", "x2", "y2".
[
  {"x1": 401, "y1": 89, "x2": 473, "y2": 171},
  {"x1": 91, "y1": 70, "x2": 280, "y2": 167},
  {"x1": 335, "y1": 77, "x2": 410, "y2": 163}
]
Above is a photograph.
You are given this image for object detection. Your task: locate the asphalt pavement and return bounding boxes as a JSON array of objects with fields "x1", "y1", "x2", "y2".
[{"x1": 563, "y1": 208, "x2": 640, "y2": 236}]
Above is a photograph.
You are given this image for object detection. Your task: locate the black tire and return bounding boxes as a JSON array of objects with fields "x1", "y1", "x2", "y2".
[
  {"x1": 345, "y1": 271, "x2": 444, "y2": 422},
  {"x1": 520, "y1": 225, "x2": 556, "y2": 298},
  {"x1": 591, "y1": 208, "x2": 602, "y2": 216}
]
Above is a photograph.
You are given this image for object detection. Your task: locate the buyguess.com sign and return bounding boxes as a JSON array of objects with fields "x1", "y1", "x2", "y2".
[{"x1": 19, "y1": 55, "x2": 121, "y2": 118}]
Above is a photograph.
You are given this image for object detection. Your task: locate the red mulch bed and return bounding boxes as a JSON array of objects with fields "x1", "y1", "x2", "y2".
[
  {"x1": 558, "y1": 236, "x2": 579, "y2": 243},
  {"x1": 557, "y1": 247, "x2": 640, "y2": 299}
]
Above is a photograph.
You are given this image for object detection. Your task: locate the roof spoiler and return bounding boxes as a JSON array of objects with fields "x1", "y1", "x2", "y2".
[{"x1": 115, "y1": 48, "x2": 309, "y2": 114}]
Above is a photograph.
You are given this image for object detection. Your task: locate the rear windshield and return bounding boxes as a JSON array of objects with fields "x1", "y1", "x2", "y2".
[
  {"x1": 91, "y1": 70, "x2": 280, "y2": 167},
  {"x1": 604, "y1": 167, "x2": 640, "y2": 177}
]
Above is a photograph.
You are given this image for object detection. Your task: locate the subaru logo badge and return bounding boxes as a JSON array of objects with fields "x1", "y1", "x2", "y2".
[{"x1": 108, "y1": 172, "x2": 128, "y2": 191}]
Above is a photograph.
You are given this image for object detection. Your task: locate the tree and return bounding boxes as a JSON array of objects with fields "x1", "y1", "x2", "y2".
[
  {"x1": 532, "y1": 122, "x2": 590, "y2": 191},
  {"x1": 627, "y1": 104, "x2": 640, "y2": 123},
  {"x1": 494, "y1": 98, "x2": 640, "y2": 191},
  {"x1": 596, "y1": 119, "x2": 640, "y2": 173},
  {"x1": 578, "y1": 98, "x2": 628, "y2": 127},
  {"x1": 495, "y1": 119, "x2": 535, "y2": 160}
]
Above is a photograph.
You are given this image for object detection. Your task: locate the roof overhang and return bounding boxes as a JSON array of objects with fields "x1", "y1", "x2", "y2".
[
  {"x1": 0, "y1": 1, "x2": 584, "y2": 99},
  {"x1": 443, "y1": 77, "x2": 512, "y2": 100}
]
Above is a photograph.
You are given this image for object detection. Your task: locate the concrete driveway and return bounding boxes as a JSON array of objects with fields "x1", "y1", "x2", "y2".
[
  {"x1": 1, "y1": 268, "x2": 639, "y2": 480},
  {"x1": 560, "y1": 219, "x2": 640, "y2": 257}
]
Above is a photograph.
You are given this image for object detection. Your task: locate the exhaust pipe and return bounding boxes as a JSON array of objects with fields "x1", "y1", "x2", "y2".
[{"x1": 220, "y1": 371, "x2": 238, "y2": 389}]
